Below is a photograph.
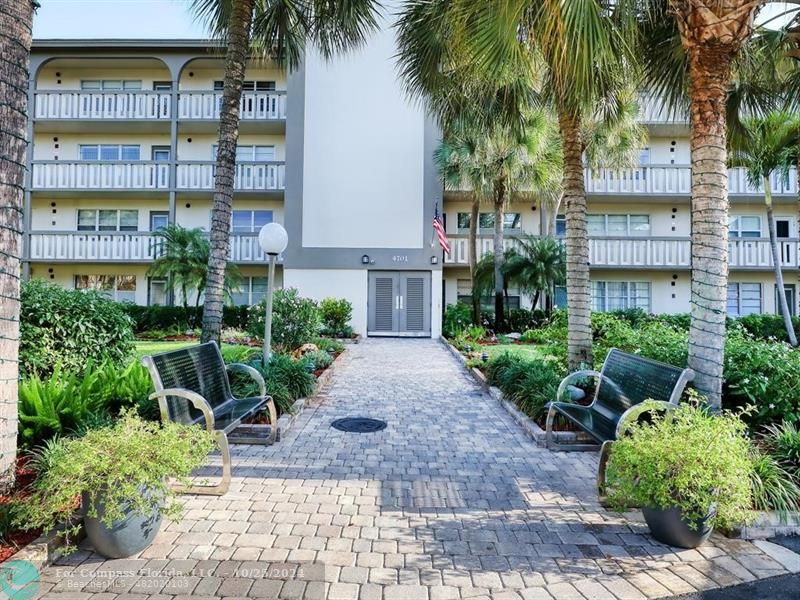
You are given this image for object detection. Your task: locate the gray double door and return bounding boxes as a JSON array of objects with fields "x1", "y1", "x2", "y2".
[{"x1": 368, "y1": 271, "x2": 431, "y2": 337}]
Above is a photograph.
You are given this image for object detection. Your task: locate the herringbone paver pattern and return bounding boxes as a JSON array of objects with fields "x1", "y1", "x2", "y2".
[{"x1": 35, "y1": 339, "x2": 790, "y2": 599}]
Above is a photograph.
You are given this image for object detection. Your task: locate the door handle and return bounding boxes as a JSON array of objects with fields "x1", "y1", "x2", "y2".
[
  {"x1": 395, "y1": 296, "x2": 400, "y2": 310},
  {"x1": 399, "y1": 295, "x2": 404, "y2": 310}
]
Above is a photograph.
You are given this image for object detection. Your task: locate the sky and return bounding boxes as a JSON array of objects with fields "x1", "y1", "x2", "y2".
[{"x1": 32, "y1": 0, "x2": 799, "y2": 40}]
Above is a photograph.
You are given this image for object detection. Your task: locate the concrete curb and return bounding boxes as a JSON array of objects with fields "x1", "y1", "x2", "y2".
[
  {"x1": 728, "y1": 511, "x2": 800, "y2": 540},
  {"x1": 440, "y1": 338, "x2": 593, "y2": 447}
]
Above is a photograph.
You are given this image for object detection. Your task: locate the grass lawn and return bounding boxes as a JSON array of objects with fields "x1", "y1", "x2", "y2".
[
  {"x1": 134, "y1": 340, "x2": 248, "y2": 358},
  {"x1": 478, "y1": 343, "x2": 546, "y2": 360}
]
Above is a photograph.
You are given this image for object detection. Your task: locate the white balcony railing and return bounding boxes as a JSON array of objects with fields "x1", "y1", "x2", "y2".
[
  {"x1": 176, "y1": 161, "x2": 285, "y2": 191},
  {"x1": 34, "y1": 91, "x2": 171, "y2": 120},
  {"x1": 178, "y1": 91, "x2": 287, "y2": 120},
  {"x1": 31, "y1": 161, "x2": 170, "y2": 190},
  {"x1": 29, "y1": 231, "x2": 274, "y2": 263},
  {"x1": 638, "y1": 94, "x2": 688, "y2": 124},
  {"x1": 444, "y1": 235, "x2": 799, "y2": 269},
  {"x1": 584, "y1": 165, "x2": 797, "y2": 196}
]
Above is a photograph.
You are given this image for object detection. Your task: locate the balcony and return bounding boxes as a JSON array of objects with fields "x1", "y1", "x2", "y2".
[
  {"x1": 178, "y1": 91, "x2": 286, "y2": 120},
  {"x1": 176, "y1": 162, "x2": 285, "y2": 192},
  {"x1": 444, "y1": 235, "x2": 799, "y2": 269},
  {"x1": 34, "y1": 91, "x2": 172, "y2": 121},
  {"x1": 31, "y1": 161, "x2": 169, "y2": 191},
  {"x1": 29, "y1": 231, "x2": 275, "y2": 264},
  {"x1": 637, "y1": 94, "x2": 688, "y2": 125},
  {"x1": 584, "y1": 165, "x2": 797, "y2": 197}
]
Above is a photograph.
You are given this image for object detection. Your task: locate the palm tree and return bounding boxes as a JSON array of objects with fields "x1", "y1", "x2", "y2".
[
  {"x1": 397, "y1": 0, "x2": 631, "y2": 368},
  {"x1": 729, "y1": 111, "x2": 800, "y2": 346},
  {"x1": 148, "y1": 225, "x2": 242, "y2": 316},
  {"x1": 504, "y1": 236, "x2": 566, "y2": 314},
  {"x1": 434, "y1": 111, "x2": 562, "y2": 331},
  {"x1": 190, "y1": 0, "x2": 380, "y2": 345},
  {"x1": 0, "y1": 0, "x2": 36, "y2": 491}
]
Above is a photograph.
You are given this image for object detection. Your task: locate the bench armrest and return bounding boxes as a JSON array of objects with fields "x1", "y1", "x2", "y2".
[
  {"x1": 615, "y1": 400, "x2": 676, "y2": 438},
  {"x1": 556, "y1": 370, "x2": 603, "y2": 403},
  {"x1": 226, "y1": 363, "x2": 266, "y2": 399},
  {"x1": 149, "y1": 388, "x2": 216, "y2": 432}
]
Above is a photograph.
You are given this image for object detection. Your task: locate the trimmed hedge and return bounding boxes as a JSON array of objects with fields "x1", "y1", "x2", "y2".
[{"x1": 122, "y1": 304, "x2": 250, "y2": 333}]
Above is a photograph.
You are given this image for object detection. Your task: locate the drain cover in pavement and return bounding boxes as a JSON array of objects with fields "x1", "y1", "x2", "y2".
[{"x1": 331, "y1": 417, "x2": 387, "y2": 433}]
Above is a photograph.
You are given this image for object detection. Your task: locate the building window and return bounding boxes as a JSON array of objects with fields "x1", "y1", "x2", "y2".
[
  {"x1": 455, "y1": 278, "x2": 520, "y2": 310},
  {"x1": 231, "y1": 210, "x2": 273, "y2": 233},
  {"x1": 81, "y1": 80, "x2": 142, "y2": 90},
  {"x1": 232, "y1": 277, "x2": 269, "y2": 306},
  {"x1": 75, "y1": 275, "x2": 136, "y2": 303},
  {"x1": 730, "y1": 216, "x2": 761, "y2": 238},
  {"x1": 555, "y1": 214, "x2": 566, "y2": 237},
  {"x1": 214, "y1": 80, "x2": 276, "y2": 92},
  {"x1": 592, "y1": 281, "x2": 651, "y2": 312},
  {"x1": 727, "y1": 283, "x2": 762, "y2": 316},
  {"x1": 212, "y1": 144, "x2": 275, "y2": 162},
  {"x1": 152, "y1": 81, "x2": 173, "y2": 91},
  {"x1": 148, "y1": 278, "x2": 168, "y2": 306},
  {"x1": 77, "y1": 209, "x2": 138, "y2": 232},
  {"x1": 775, "y1": 284, "x2": 796, "y2": 317},
  {"x1": 79, "y1": 144, "x2": 141, "y2": 161},
  {"x1": 587, "y1": 214, "x2": 651, "y2": 236},
  {"x1": 456, "y1": 212, "x2": 522, "y2": 232},
  {"x1": 554, "y1": 285, "x2": 567, "y2": 307},
  {"x1": 151, "y1": 146, "x2": 171, "y2": 161}
]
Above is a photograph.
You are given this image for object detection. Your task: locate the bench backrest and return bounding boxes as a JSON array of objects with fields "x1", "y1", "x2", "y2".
[
  {"x1": 592, "y1": 349, "x2": 693, "y2": 421},
  {"x1": 143, "y1": 342, "x2": 232, "y2": 425}
]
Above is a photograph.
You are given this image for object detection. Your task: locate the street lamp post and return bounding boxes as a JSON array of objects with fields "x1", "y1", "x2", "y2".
[{"x1": 258, "y1": 223, "x2": 288, "y2": 367}]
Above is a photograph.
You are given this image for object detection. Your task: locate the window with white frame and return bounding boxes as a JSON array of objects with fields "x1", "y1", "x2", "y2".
[
  {"x1": 727, "y1": 282, "x2": 762, "y2": 316},
  {"x1": 232, "y1": 276, "x2": 269, "y2": 306},
  {"x1": 214, "y1": 80, "x2": 276, "y2": 91},
  {"x1": 231, "y1": 210, "x2": 273, "y2": 233},
  {"x1": 81, "y1": 80, "x2": 142, "y2": 90},
  {"x1": 148, "y1": 278, "x2": 168, "y2": 306},
  {"x1": 212, "y1": 144, "x2": 275, "y2": 162},
  {"x1": 587, "y1": 214, "x2": 651, "y2": 236},
  {"x1": 79, "y1": 144, "x2": 140, "y2": 161},
  {"x1": 456, "y1": 278, "x2": 521, "y2": 310},
  {"x1": 75, "y1": 275, "x2": 136, "y2": 303},
  {"x1": 555, "y1": 214, "x2": 566, "y2": 237},
  {"x1": 456, "y1": 212, "x2": 522, "y2": 232},
  {"x1": 729, "y1": 215, "x2": 761, "y2": 238},
  {"x1": 592, "y1": 281, "x2": 651, "y2": 312},
  {"x1": 77, "y1": 209, "x2": 138, "y2": 232}
]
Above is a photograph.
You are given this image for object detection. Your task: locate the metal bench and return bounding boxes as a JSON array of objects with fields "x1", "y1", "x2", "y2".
[
  {"x1": 142, "y1": 341, "x2": 277, "y2": 496},
  {"x1": 545, "y1": 348, "x2": 694, "y2": 452}
]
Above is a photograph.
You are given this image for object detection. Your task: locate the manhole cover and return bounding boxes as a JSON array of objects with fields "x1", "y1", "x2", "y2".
[{"x1": 331, "y1": 417, "x2": 387, "y2": 433}]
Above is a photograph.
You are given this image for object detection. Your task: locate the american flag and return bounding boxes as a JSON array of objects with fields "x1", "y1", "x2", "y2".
[{"x1": 432, "y1": 204, "x2": 450, "y2": 255}]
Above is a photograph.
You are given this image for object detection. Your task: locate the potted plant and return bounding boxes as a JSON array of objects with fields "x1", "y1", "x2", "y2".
[
  {"x1": 605, "y1": 397, "x2": 754, "y2": 548},
  {"x1": 19, "y1": 410, "x2": 216, "y2": 558}
]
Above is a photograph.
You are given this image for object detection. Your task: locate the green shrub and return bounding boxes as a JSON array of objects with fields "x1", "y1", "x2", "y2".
[
  {"x1": 635, "y1": 321, "x2": 689, "y2": 367},
  {"x1": 122, "y1": 305, "x2": 250, "y2": 333},
  {"x1": 313, "y1": 337, "x2": 345, "y2": 354},
  {"x1": 18, "y1": 366, "x2": 109, "y2": 448},
  {"x1": 301, "y1": 350, "x2": 333, "y2": 371},
  {"x1": 506, "y1": 309, "x2": 548, "y2": 333},
  {"x1": 607, "y1": 308, "x2": 651, "y2": 328},
  {"x1": 20, "y1": 280, "x2": 134, "y2": 377},
  {"x1": 485, "y1": 352, "x2": 566, "y2": 420},
  {"x1": 17, "y1": 410, "x2": 216, "y2": 552},
  {"x1": 724, "y1": 332, "x2": 800, "y2": 426},
  {"x1": 736, "y1": 313, "x2": 800, "y2": 343},
  {"x1": 750, "y1": 450, "x2": 800, "y2": 514},
  {"x1": 247, "y1": 288, "x2": 321, "y2": 352},
  {"x1": 228, "y1": 353, "x2": 316, "y2": 415},
  {"x1": 592, "y1": 313, "x2": 639, "y2": 365},
  {"x1": 606, "y1": 398, "x2": 754, "y2": 530},
  {"x1": 760, "y1": 421, "x2": 800, "y2": 480},
  {"x1": 92, "y1": 360, "x2": 154, "y2": 415},
  {"x1": 320, "y1": 297, "x2": 353, "y2": 337},
  {"x1": 221, "y1": 344, "x2": 260, "y2": 365},
  {"x1": 443, "y1": 303, "x2": 473, "y2": 338}
]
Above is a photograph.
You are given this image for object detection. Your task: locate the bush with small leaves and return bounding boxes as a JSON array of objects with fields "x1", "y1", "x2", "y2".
[
  {"x1": 247, "y1": 288, "x2": 321, "y2": 352},
  {"x1": 320, "y1": 297, "x2": 353, "y2": 337}
]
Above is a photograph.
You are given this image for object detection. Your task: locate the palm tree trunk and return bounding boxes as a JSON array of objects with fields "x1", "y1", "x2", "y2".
[
  {"x1": 493, "y1": 187, "x2": 506, "y2": 332},
  {"x1": 0, "y1": 0, "x2": 34, "y2": 492},
  {"x1": 686, "y1": 48, "x2": 735, "y2": 410},
  {"x1": 532, "y1": 291, "x2": 540, "y2": 311},
  {"x1": 201, "y1": 0, "x2": 255, "y2": 345},
  {"x1": 559, "y1": 110, "x2": 592, "y2": 370},
  {"x1": 765, "y1": 182, "x2": 797, "y2": 346},
  {"x1": 468, "y1": 197, "x2": 480, "y2": 324}
]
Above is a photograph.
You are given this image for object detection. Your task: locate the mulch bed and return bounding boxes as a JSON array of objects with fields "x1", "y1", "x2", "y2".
[{"x1": 0, "y1": 456, "x2": 42, "y2": 563}]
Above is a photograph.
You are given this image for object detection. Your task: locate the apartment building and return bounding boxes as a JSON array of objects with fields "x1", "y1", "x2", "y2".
[{"x1": 25, "y1": 18, "x2": 799, "y2": 339}]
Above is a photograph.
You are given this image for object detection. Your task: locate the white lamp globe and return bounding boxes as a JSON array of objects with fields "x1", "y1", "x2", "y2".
[{"x1": 258, "y1": 222, "x2": 288, "y2": 255}]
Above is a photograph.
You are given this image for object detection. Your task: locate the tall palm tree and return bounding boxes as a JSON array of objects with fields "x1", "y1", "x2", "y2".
[
  {"x1": 729, "y1": 111, "x2": 800, "y2": 346},
  {"x1": 190, "y1": 0, "x2": 380, "y2": 345},
  {"x1": 504, "y1": 236, "x2": 566, "y2": 314},
  {"x1": 397, "y1": 0, "x2": 631, "y2": 368},
  {"x1": 434, "y1": 111, "x2": 562, "y2": 330},
  {"x1": 0, "y1": 0, "x2": 36, "y2": 491},
  {"x1": 148, "y1": 225, "x2": 242, "y2": 315}
]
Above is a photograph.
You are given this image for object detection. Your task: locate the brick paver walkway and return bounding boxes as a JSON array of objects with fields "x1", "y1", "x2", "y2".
[{"x1": 36, "y1": 339, "x2": 794, "y2": 599}]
